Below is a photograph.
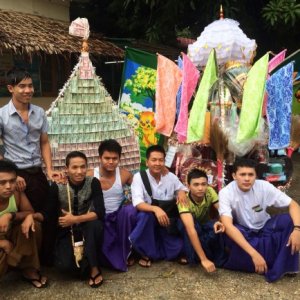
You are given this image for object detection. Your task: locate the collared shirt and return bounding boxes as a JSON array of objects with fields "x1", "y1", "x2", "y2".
[
  {"x1": 177, "y1": 187, "x2": 218, "y2": 224},
  {"x1": 218, "y1": 180, "x2": 291, "y2": 231},
  {"x1": 0, "y1": 100, "x2": 48, "y2": 169},
  {"x1": 131, "y1": 169, "x2": 187, "y2": 207}
]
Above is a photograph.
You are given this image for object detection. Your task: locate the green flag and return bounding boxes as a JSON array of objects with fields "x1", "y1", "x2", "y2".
[
  {"x1": 187, "y1": 49, "x2": 218, "y2": 143},
  {"x1": 237, "y1": 53, "x2": 269, "y2": 143}
]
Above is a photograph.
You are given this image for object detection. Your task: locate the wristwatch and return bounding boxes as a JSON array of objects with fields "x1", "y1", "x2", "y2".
[{"x1": 10, "y1": 212, "x2": 16, "y2": 221}]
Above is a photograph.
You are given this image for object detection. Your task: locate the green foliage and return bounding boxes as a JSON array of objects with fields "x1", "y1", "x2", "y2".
[
  {"x1": 71, "y1": 0, "x2": 300, "y2": 55},
  {"x1": 262, "y1": 0, "x2": 300, "y2": 27},
  {"x1": 175, "y1": 26, "x2": 193, "y2": 38},
  {"x1": 109, "y1": 0, "x2": 198, "y2": 42},
  {"x1": 125, "y1": 66, "x2": 156, "y2": 99}
]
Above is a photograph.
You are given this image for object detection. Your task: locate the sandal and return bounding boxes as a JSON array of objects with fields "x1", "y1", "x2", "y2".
[
  {"x1": 138, "y1": 257, "x2": 151, "y2": 268},
  {"x1": 177, "y1": 257, "x2": 188, "y2": 265},
  {"x1": 23, "y1": 271, "x2": 48, "y2": 289},
  {"x1": 89, "y1": 271, "x2": 103, "y2": 288}
]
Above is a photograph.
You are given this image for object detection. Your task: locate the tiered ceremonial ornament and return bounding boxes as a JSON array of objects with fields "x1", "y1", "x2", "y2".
[
  {"x1": 46, "y1": 18, "x2": 140, "y2": 171},
  {"x1": 172, "y1": 7, "x2": 263, "y2": 191}
]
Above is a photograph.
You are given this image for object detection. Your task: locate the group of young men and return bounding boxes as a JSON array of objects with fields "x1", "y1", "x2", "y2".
[{"x1": 0, "y1": 69, "x2": 300, "y2": 289}]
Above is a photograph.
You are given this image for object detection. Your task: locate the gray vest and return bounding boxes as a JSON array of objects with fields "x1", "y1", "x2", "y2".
[{"x1": 57, "y1": 177, "x2": 93, "y2": 215}]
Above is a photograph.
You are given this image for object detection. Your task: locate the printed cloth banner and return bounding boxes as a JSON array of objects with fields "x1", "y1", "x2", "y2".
[
  {"x1": 119, "y1": 47, "x2": 161, "y2": 168},
  {"x1": 187, "y1": 49, "x2": 218, "y2": 143},
  {"x1": 237, "y1": 53, "x2": 269, "y2": 143},
  {"x1": 267, "y1": 62, "x2": 294, "y2": 149},
  {"x1": 176, "y1": 56, "x2": 183, "y2": 119},
  {"x1": 175, "y1": 53, "x2": 200, "y2": 143},
  {"x1": 155, "y1": 54, "x2": 182, "y2": 137},
  {"x1": 262, "y1": 49, "x2": 287, "y2": 116}
]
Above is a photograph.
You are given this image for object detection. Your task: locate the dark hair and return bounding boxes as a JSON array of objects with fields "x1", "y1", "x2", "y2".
[
  {"x1": 6, "y1": 68, "x2": 32, "y2": 86},
  {"x1": 146, "y1": 145, "x2": 166, "y2": 159},
  {"x1": 98, "y1": 139, "x2": 122, "y2": 157},
  {"x1": 232, "y1": 158, "x2": 257, "y2": 173},
  {"x1": 0, "y1": 159, "x2": 18, "y2": 175},
  {"x1": 65, "y1": 151, "x2": 87, "y2": 167},
  {"x1": 187, "y1": 168, "x2": 208, "y2": 184}
]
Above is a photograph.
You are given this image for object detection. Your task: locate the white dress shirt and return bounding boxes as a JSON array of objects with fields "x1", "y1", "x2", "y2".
[{"x1": 131, "y1": 169, "x2": 187, "y2": 207}]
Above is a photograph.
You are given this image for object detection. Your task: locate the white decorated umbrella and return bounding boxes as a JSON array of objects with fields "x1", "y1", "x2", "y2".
[{"x1": 188, "y1": 9, "x2": 256, "y2": 66}]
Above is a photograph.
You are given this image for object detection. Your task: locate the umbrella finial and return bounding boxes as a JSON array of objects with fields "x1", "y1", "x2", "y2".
[{"x1": 220, "y1": 5, "x2": 224, "y2": 20}]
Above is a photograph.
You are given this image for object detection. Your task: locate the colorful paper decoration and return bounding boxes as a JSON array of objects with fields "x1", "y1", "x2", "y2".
[{"x1": 69, "y1": 17, "x2": 90, "y2": 40}]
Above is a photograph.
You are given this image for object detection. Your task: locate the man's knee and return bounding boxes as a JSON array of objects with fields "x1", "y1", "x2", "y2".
[
  {"x1": 270, "y1": 213, "x2": 293, "y2": 231},
  {"x1": 137, "y1": 211, "x2": 155, "y2": 222}
]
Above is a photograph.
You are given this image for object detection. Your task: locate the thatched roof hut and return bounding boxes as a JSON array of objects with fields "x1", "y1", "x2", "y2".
[{"x1": 0, "y1": 8, "x2": 124, "y2": 58}]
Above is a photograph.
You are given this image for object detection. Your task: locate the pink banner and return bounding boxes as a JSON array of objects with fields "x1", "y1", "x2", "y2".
[
  {"x1": 155, "y1": 54, "x2": 182, "y2": 136},
  {"x1": 174, "y1": 53, "x2": 200, "y2": 142},
  {"x1": 268, "y1": 49, "x2": 287, "y2": 73}
]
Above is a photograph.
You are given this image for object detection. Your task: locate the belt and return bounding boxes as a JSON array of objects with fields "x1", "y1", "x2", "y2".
[{"x1": 19, "y1": 166, "x2": 42, "y2": 174}]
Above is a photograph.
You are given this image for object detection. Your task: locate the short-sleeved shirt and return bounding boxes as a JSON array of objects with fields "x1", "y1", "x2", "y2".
[
  {"x1": 0, "y1": 100, "x2": 48, "y2": 169},
  {"x1": 218, "y1": 180, "x2": 292, "y2": 230},
  {"x1": 0, "y1": 195, "x2": 17, "y2": 217},
  {"x1": 178, "y1": 187, "x2": 218, "y2": 224},
  {"x1": 131, "y1": 169, "x2": 187, "y2": 207}
]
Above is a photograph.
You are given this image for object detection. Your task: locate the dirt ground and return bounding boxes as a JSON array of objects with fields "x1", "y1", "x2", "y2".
[{"x1": 1, "y1": 153, "x2": 300, "y2": 300}]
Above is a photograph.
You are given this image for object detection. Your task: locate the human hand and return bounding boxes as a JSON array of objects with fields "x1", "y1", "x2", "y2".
[
  {"x1": 58, "y1": 209, "x2": 77, "y2": 227},
  {"x1": 176, "y1": 190, "x2": 188, "y2": 206},
  {"x1": 0, "y1": 240, "x2": 13, "y2": 254},
  {"x1": 21, "y1": 214, "x2": 35, "y2": 239},
  {"x1": 47, "y1": 169, "x2": 64, "y2": 183},
  {"x1": 16, "y1": 176, "x2": 26, "y2": 192},
  {"x1": 154, "y1": 207, "x2": 170, "y2": 227},
  {"x1": 287, "y1": 229, "x2": 300, "y2": 255},
  {"x1": 0, "y1": 214, "x2": 12, "y2": 233},
  {"x1": 201, "y1": 259, "x2": 216, "y2": 273},
  {"x1": 251, "y1": 251, "x2": 268, "y2": 274},
  {"x1": 214, "y1": 221, "x2": 225, "y2": 234}
]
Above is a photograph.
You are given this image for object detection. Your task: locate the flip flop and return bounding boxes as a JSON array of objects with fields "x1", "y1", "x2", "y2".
[
  {"x1": 89, "y1": 271, "x2": 103, "y2": 288},
  {"x1": 138, "y1": 257, "x2": 151, "y2": 268},
  {"x1": 177, "y1": 257, "x2": 188, "y2": 265},
  {"x1": 23, "y1": 272, "x2": 48, "y2": 289}
]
